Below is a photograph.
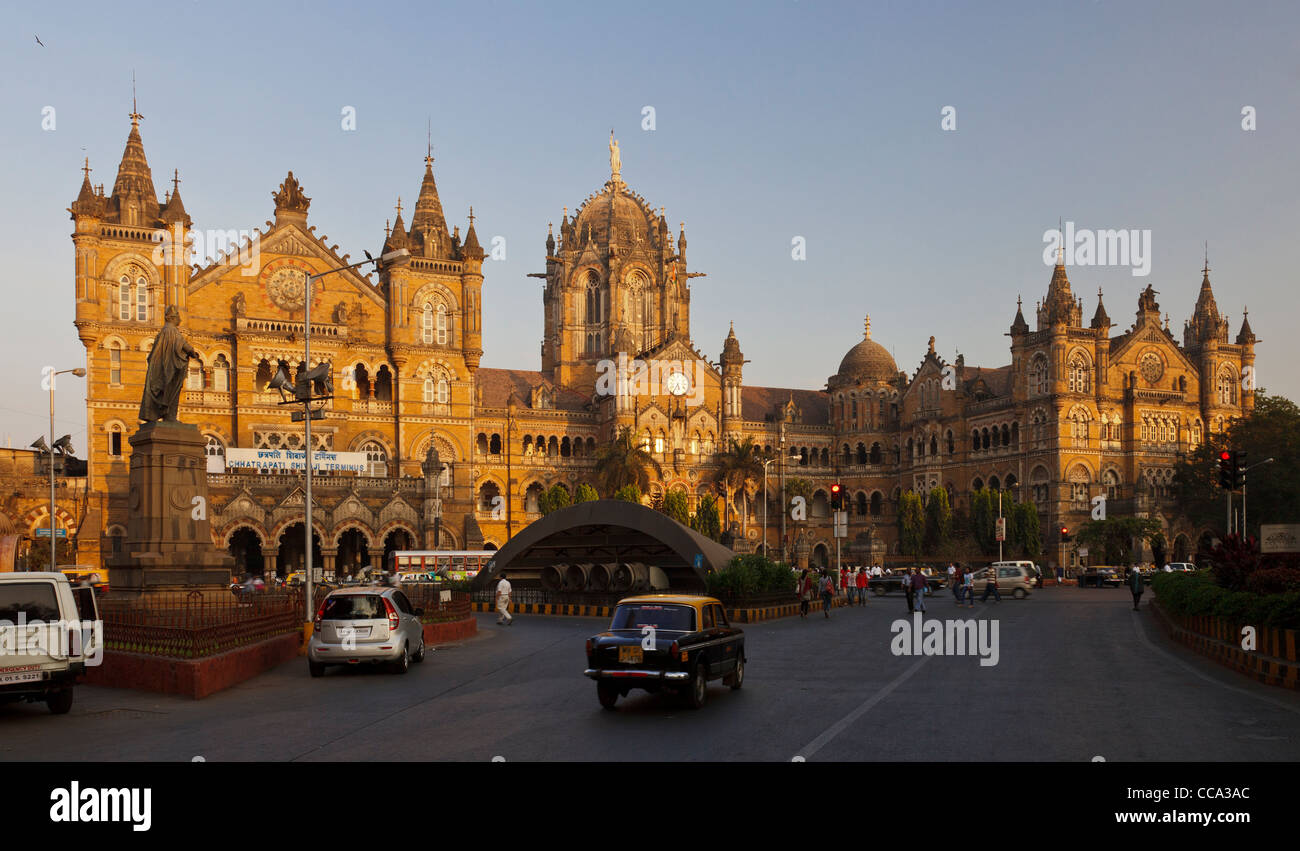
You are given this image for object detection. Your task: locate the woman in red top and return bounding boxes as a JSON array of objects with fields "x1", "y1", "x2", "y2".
[{"x1": 856, "y1": 565, "x2": 868, "y2": 606}]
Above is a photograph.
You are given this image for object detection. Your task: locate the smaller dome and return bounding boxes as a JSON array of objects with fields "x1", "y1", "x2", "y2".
[{"x1": 835, "y1": 315, "x2": 897, "y2": 384}]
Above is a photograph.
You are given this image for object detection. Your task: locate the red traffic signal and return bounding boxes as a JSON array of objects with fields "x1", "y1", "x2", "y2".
[
  {"x1": 830, "y1": 483, "x2": 842, "y2": 510},
  {"x1": 1218, "y1": 449, "x2": 1234, "y2": 489},
  {"x1": 1060, "y1": 526, "x2": 1070, "y2": 542}
]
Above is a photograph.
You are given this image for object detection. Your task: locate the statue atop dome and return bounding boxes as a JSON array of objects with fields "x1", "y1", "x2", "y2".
[{"x1": 609, "y1": 130, "x2": 622, "y2": 183}]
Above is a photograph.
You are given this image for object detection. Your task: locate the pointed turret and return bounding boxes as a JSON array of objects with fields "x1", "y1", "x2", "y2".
[
  {"x1": 1090, "y1": 287, "x2": 1110, "y2": 330},
  {"x1": 159, "y1": 169, "x2": 191, "y2": 228},
  {"x1": 1184, "y1": 259, "x2": 1230, "y2": 347},
  {"x1": 545, "y1": 222, "x2": 555, "y2": 255},
  {"x1": 1236, "y1": 308, "x2": 1256, "y2": 345},
  {"x1": 411, "y1": 154, "x2": 448, "y2": 234},
  {"x1": 721, "y1": 321, "x2": 743, "y2": 366},
  {"x1": 461, "y1": 207, "x2": 484, "y2": 259},
  {"x1": 383, "y1": 198, "x2": 408, "y2": 253},
  {"x1": 69, "y1": 158, "x2": 105, "y2": 219},
  {"x1": 677, "y1": 222, "x2": 687, "y2": 260},
  {"x1": 1010, "y1": 296, "x2": 1029, "y2": 336},
  {"x1": 108, "y1": 110, "x2": 160, "y2": 226},
  {"x1": 1037, "y1": 258, "x2": 1083, "y2": 329}
]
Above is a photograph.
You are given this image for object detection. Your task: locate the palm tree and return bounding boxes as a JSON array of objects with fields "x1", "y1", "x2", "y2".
[
  {"x1": 712, "y1": 436, "x2": 767, "y2": 540},
  {"x1": 594, "y1": 426, "x2": 662, "y2": 497}
]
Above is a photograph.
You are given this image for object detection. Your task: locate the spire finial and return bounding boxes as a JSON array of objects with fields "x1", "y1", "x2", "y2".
[
  {"x1": 394, "y1": 197, "x2": 403, "y2": 217},
  {"x1": 1203, "y1": 241, "x2": 1211, "y2": 277},
  {"x1": 172, "y1": 168, "x2": 180, "y2": 194},
  {"x1": 1017, "y1": 295, "x2": 1022, "y2": 309},
  {"x1": 426, "y1": 117, "x2": 433, "y2": 166},
  {"x1": 468, "y1": 206, "x2": 475, "y2": 227},
  {"x1": 864, "y1": 315, "x2": 871, "y2": 340},
  {"x1": 384, "y1": 218, "x2": 391, "y2": 238},
  {"x1": 129, "y1": 70, "x2": 142, "y2": 125},
  {"x1": 82, "y1": 157, "x2": 91, "y2": 179},
  {"x1": 1057, "y1": 217, "x2": 1064, "y2": 264}
]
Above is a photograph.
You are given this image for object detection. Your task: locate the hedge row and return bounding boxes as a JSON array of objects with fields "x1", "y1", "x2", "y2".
[
  {"x1": 705, "y1": 554, "x2": 798, "y2": 599},
  {"x1": 1151, "y1": 570, "x2": 1300, "y2": 629}
]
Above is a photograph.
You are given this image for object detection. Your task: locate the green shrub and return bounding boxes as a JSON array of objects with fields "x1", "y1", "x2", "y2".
[
  {"x1": 705, "y1": 553, "x2": 797, "y2": 599},
  {"x1": 1152, "y1": 570, "x2": 1300, "y2": 628}
]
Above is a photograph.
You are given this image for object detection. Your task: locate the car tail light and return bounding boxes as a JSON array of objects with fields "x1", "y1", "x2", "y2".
[
  {"x1": 585, "y1": 639, "x2": 593, "y2": 655},
  {"x1": 383, "y1": 598, "x2": 399, "y2": 632},
  {"x1": 313, "y1": 598, "x2": 328, "y2": 631},
  {"x1": 669, "y1": 641, "x2": 686, "y2": 662}
]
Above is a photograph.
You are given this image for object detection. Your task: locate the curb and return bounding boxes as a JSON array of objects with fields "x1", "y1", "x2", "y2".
[
  {"x1": 473, "y1": 595, "x2": 863, "y2": 623},
  {"x1": 1148, "y1": 600, "x2": 1300, "y2": 690}
]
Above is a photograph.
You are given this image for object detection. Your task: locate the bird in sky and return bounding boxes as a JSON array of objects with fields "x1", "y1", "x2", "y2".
[{"x1": 35, "y1": 35, "x2": 44, "y2": 47}]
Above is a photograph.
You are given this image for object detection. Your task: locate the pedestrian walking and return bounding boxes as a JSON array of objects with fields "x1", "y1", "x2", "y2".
[
  {"x1": 902, "y1": 568, "x2": 914, "y2": 613},
  {"x1": 980, "y1": 568, "x2": 1001, "y2": 603},
  {"x1": 911, "y1": 568, "x2": 928, "y2": 613},
  {"x1": 962, "y1": 569, "x2": 975, "y2": 608},
  {"x1": 820, "y1": 571, "x2": 835, "y2": 618},
  {"x1": 1128, "y1": 566, "x2": 1145, "y2": 611},
  {"x1": 952, "y1": 566, "x2": 964, "y2": 604},
  {"x1": 495, "y1": 570, "x2": 514, "y2": 625},
  {"x1": 856, "y1": 565, "x2": 868, "y2": 606},
  {"x1": 840, "y1": 566, "x2": 849, "y2": 600},
  {"x1": 799, "y1": 568, "x2": 813, "y2": 619},
  {"x1": 1056, "y1": 565, "x2": 1064, "y2": 584},
  {"x1": 947, "y1": 563, "x2": 956, "y2": 589}
]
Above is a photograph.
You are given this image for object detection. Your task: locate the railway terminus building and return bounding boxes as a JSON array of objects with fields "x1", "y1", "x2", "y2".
[{"x1": 66, "y1": 114, "x2": 1257, "y2": 578}]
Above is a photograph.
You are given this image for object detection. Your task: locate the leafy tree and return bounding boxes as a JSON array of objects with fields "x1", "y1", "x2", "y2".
[
  {"x1": 712, "y1": 436, "x2": 766, "y2": 532},
  {"x1": 971, "y1": 489, "x2": 994, "y2": 555},
  {"x1": 24, "y1": 539, "x2": 73, "y2": 572},
  {"x1": 898, "y1": 491, "x2": 925, "y2": 559},
  {"x1": 594, "y1": 426, "x2": 662, "y2": 497},
  {"x1": 692, "y1": 494, "x2": 721, "y2": 540},
  {"x1": 612, "y1": 484, "x2": 642, "y2": 504},
  {"x1": 1013, "y1": 501, "x2": 1042, "y2": 560},
  {"x1": 1173, "y1": 391, "x2": 1300, "y2": 540},
  {"x1": 924, "y1": 487, "x2": 952, "y2": 553},
  {"x1": 574, "y1": 483, "x2": 599, "y2": 503},
  {"x1": 539, "y1": 483, "x2": 571, "y2": 516},
  {"x1": 1075, "y1": 517, "x2": 1163, "y2": 565},
  {"x1": 661, "y1": 490, "x2": 691, "y2": 526}
]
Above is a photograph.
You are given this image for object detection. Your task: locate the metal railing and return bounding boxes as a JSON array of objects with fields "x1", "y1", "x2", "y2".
[{"x1": 98, "y1": 591, "x2": 302, "y2": 659}]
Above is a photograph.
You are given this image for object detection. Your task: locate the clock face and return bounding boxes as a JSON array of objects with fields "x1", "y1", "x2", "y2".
[
  {"x1": 260, "y1": 258, "x2": 320, "y2": 312},
  {"x1": 666, "y1": 371, "x2": 690, "y2": 396},
  {"x1": 1139, "y1": 352, "x2": 1164, "y2": 384}
]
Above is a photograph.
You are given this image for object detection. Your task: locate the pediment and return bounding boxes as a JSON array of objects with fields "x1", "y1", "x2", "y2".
[
  {"x1": 187, "y1": 221, "x2": 387, "y2": 312},
  {"x1": 1108, "y1": 325, "x2": 1196, "y2": 373}
]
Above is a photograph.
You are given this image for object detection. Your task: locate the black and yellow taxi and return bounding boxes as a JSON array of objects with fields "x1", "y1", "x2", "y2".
[{"x1": 584, "y1": 594, "x2": 744, "y2": 710}]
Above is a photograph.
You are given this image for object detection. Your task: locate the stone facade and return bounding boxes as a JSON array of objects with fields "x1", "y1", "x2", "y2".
[{"x1": 69, "y1": 116, "x2": 1258, "y2": 576}]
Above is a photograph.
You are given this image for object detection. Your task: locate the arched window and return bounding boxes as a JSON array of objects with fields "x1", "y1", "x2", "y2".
[
  {"x1": 255, "y1": 359, "x2": 272, "y2": 392},
  {"x1": 1068, "y1": 352, "x2": 1090, "y2": 393},
  {"x1": 489, "y1": 434, "x2": 502, "y2": 455},
  {"x1": 1030, "y1": 466, "x2": 1050, "y2": 505},
  {"x1": 212, "y1": 355, "x2": 229, "y2": 392},
  {"x1": 109, "y1": 342, "x2": 123, "y2": 385},
  {"x1": 187, "y1": 358, "x2": 204, "y2": 391},
  {"x1": 119, "y1": 269, "x2": 150, "y2": 322},
  {"x1": 109, "y1": 424, "x2": 124, "y2": 458},
  {"x1": 1029, "y1": 353, "x2": 1049, "y2": 395},
  {"x1": 422, "y1": 303, "x2": 434, "y2": 344},
  {"x1": 1217, "y1": 368, "x2": 1237, "y2": 405},
  {"x1": 478, "y1": 481, "x2": 501, "y2": 512},
  {"x1": 1069, "y1": 466, "x2": 1091, "y2": 509},
  {"x1": 870, "y1": 492, "x2": 883, "y2": 516},
  {"x1": 1103, "y1": 469, "x2": 1119, "y2": 501},
  {"x1": 436, "y1": 303, "x2": 448, "y2": 345},
  {"x1": 136, "y1": 277, "x2": 149, "y2": 322},
  {"x1": 423, "y1": 377, "x2": 436, "y2": 403}
]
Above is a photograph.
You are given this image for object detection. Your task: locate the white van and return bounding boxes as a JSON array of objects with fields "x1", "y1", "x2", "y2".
[
  {"x1": 0, "y1": 572, "x2": 100, "y2": 714},
  {"x1": 971, "y1": 562, "x2": 1039, "y2": 598}
]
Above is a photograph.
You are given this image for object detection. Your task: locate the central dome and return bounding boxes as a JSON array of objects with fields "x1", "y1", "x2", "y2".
[
  {"x1": 834, "y1": 316, "x2": 897, "y2": 385},
  {"x1": 570, "y1": 181, "x2": 658, "y2": 247}
]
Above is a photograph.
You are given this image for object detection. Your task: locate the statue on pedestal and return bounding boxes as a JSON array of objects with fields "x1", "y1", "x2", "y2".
[{"x1": 139, "y1": 305, "x2": 200, "y2": 423}]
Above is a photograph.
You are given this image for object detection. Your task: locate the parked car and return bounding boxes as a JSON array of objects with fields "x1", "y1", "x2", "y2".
[
  {"x1": 1162, "y1": 562, "x2": 1197, "y2": 573},
  {"x1": 0, "y1": 572, "x2": 99, "y2": 714},
  {"x1": 584, "y1": 595, "x2": 744, "y2": 710},
  {"x1": 871, "y1": 568, "x2": 944, "y2": 596},
  {"x1": 308, "y1": 586, "x2": 426, "y2": 677},
  {"x1": 1077, "y1": 567, "x2": 1122, "y2": 587},
  {"x1": 969, "y1": 564, "x2": 1036, "y2": 598}
]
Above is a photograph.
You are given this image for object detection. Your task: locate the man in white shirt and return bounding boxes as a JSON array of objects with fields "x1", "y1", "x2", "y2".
[{"x1": 495, "y1": 570, "x2": 514, "y2": 626}]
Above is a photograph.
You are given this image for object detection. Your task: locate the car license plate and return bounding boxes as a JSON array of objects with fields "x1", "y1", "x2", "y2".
[
  {"x1": 618, "y1": 645, "x2": 643, "y2": 664},
  {"x1": 0, "y1": 668, "x2": 43, "y2": 685}
]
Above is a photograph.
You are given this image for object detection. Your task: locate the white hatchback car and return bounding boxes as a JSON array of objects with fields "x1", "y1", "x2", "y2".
[{"x1": 308, "y1": 586, "x2": 426, "y2": 677}]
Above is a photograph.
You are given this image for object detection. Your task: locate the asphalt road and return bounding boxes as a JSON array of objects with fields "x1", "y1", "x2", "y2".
[{"x1": 3, "y1": 588, "x2": 1299, "y2": 762}]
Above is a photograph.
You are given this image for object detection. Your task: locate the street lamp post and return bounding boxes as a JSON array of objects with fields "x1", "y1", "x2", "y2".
[
  {"x1": 48, "y1": 368, "x2": 86, "y2": 570},
  {"x1": 762, "y1": 457, "x2": 775, "y2": 558},
  {"x1": 298, "y1": 249, "x2": 409, "y2": 626}
]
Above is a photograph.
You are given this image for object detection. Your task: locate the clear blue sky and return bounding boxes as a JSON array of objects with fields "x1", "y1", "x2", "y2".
[{"x1": 2, "y1": 0, "x2": 1297, "y2": 451}]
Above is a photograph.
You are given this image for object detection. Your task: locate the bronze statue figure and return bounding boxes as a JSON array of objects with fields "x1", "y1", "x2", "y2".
[{"x1": 139, "y1": 305, "x2": 200, "y2": 422}]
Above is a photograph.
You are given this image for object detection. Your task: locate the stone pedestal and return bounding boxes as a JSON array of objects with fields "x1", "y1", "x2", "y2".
[{"x1": 107, "y1": 421, "x2": 234, "y2": 599}]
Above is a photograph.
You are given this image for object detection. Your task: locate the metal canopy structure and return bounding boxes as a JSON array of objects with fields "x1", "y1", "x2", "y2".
[{"x1": 471, "y1": 499, "x2": 735, "y2": 592}]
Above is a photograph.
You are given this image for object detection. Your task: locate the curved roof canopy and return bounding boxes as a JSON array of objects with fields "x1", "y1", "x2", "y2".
[{"x1": 471, "y1": 499, "x2": 734, "y2": 590}]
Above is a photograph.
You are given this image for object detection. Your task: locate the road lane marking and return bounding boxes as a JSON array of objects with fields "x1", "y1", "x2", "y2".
[
  {"x1": 1132, "y1": 611, "x2": 1300, "y2": 718},
  {"x1": 795, "y1": 657, "x2": 929, "y2": 760}
]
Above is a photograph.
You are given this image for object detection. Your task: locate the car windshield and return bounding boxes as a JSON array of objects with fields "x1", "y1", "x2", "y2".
[
  {"x1": 610, "y1": 603, "x2": 695, "y2": 632},
  {"x1": 321, "y1": 595, "x2": 388, "y2": 620},
  {"x1": 0, "y1": 583, "x2": 61, "y2": 622}
]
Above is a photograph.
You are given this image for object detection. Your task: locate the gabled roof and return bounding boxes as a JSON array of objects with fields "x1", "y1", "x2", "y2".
[
  {"x1": 740, "y1": 386, "x2": 830, "y2": 425},
  {"x1": 477, "y1": 368, "x2": 591, "y2": 411}
]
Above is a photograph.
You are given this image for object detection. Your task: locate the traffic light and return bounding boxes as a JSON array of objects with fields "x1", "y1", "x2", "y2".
[
  {"x1": 1060, "y1": 526, "x2": 1070, "y2": 543},
  {"x1": 1233, "y1": 450, "x2": 1247, "y2": 489},
  {"x1": 830, "y1": 483, "x2": 842, "y2": 511},
  {"x1": 1218, "y1": 449, "x2": 1233, "y2": 489}
]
